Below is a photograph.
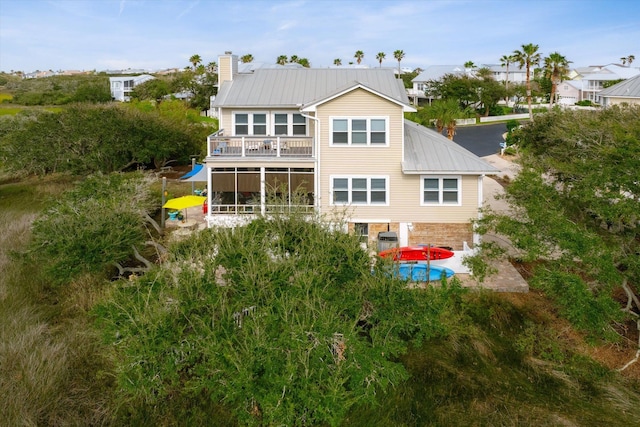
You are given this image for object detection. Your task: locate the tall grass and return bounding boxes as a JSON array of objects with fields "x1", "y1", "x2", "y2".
[{"x1": 0, "y1": 178, "x2": 113, "y2": 426}]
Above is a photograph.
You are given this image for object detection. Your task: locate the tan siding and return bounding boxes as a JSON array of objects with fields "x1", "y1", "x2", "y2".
[
  {"x1": 316, "y1": 90, "x2": 481, "y2": 224},
  {"x1": 316, "y1": 88, "x2": 405, "y2": 214}
]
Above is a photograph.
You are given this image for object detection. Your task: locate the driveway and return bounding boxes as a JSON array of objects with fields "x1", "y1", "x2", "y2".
[{"x1": 452, "y1": 123, "x2": 508, "y2": 157}]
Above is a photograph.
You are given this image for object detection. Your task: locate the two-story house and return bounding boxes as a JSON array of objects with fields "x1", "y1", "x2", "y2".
[
  {"x1": 557, "y1": 64, "x2": 640, "y2": 105},
  {"x1": 203, "y1": 52, "x2": 498, "y2": 250},
  {"x1": 109, "y1": 74, "x2": 154, "y2": 102},
  {"x1": 409, "y1": 64, "x2": 526, "y2": 105}
]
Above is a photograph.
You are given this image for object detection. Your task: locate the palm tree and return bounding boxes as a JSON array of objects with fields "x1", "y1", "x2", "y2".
[
  {"x1": 290, "y1": 55, "x2": 299, "y2": 64},
  {"x1": 393, "y1": 50, "x2": 405, "y2": 76},
  {"x1": 620, "y1": 57, "x2": 628, "y2": 66},
  {"x1": 333, "y1": 58, "x2": 342, "y2": 66},
  {"x1": 430, "y1": 99, "x2": 463, "y2": 140},
  {"x1": 376, "y1": 52, "x2": 386, "y2": 68},
  {"x1": 189, "y1": 54, "x2": 202, "y2": 69},
  {"x1": 464, "y1": 61, "x2": 475, "y2": 69},
  {"x1": 499, "y1": 54, "x2": 515, "y2": 96},
  {"x1": 298, "y1": 58, "x2": 310, "y2": 68},
  {"x1": 544, "y1": 52, "x2": 571, "y2": 107},
  {"x1": 240, "y1": 54, "x2": 254, "y2": 63},
  {"x1": 276, "y1": 55, "x2": 288, "y2": 65},
  {"x1": 628, "y1": 55, "x2": 636, "y2": 65},
  {"x1": 354, "y1": 50, "x2": 364, "y2": 65},
  {"x1": 512, "y1": 43, "x2": 542, "y2": 120},
  {"x1": 206, "y1": 62, "x2": 217, "y2": 74}
]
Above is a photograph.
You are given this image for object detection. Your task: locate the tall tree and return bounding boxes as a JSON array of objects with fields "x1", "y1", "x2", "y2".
[
  {"x1": 376, "y1": 52, "x2": 386, "y2": 67},
  {"x1": 474, "y1": 106, "x2": 640, "y2": 349},
  {"x1": 512, "y1": 43, "x2": 542, "y2": 120},
  {"x1": 500, "y1": 54, "x2": 515, "y2": 99},
  {"x1": 276, "y1": 55, "x2": 288, "y2": 65},
  {"x1": 429, "y1": 98, "x2": 465, "y2": 139},
  {"x1": 240, "y1": 54, "x2": 254, "y2": 63},
  {"x1": 333, "y1": 58, "x2": 342, "y2": 66},
  {"x1": 544, "y1": 52, "x2": 571, "y2": 107},
  {"x1": 354, "y1": 50, "x2": 364, "y2": 65},
  {"x1": 188, "y1": 54, "x2": 202, "y2": 69},
  {"x1": 298, "y1": 58, "x2": 310, "y2": 68},
  {"x1": 289, "y1": 54, "x2": 299, "y2": 64},
  {"x1": 394, "y1": 49, "x2": 405, "y2": 76},
  {"x1": 464, "y1": 60, "x2": 476, "y2": 70}
]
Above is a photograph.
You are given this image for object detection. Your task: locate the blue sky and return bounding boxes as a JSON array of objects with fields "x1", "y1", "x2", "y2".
[{"x1": 1, "y1": 0, "x2": 639, "y2": 73}]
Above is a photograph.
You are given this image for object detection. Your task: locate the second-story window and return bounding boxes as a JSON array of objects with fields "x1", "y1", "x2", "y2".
[
  {"x1": 234, "y1": 113, "x2": 268, "y2": 136},
  {"x1": 274, "y1": 113, "x2": 307, "y2": 136},
  {"x1": 330, "y1": 118, "x2": 388, "y2": 146}
]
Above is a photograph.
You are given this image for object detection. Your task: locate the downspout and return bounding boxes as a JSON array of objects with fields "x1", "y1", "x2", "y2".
[
  {"x1": 475, "y1": 174, "x2": 484, "y2": 246},
  {"x1": 299, "y1": 111, "x2": 321, "y2": 212}
]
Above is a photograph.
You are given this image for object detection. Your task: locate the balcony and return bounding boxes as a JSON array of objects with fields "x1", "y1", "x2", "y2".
[{"x1": 207, "y1": 130, "x2": 314, "y2": 159}]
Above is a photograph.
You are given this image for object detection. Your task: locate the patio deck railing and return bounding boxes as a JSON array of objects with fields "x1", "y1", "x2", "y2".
[
  {"x1": 207, "y1": 130, "x2": 314, "y2": 158},
  {"x1": 208, "y1": 204, "x2": 315, "y2": 215}
]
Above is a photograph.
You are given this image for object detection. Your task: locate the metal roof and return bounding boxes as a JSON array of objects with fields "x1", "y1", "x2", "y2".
[
  {"x1": 599, "y1": 74, "x2": 640, "y2": 98},
  {"x1": 213, "y1": 68, "x2": 411, "y2": 108},
  {"x1": 402, "y1": 120, "x2": 499, "y2": 174}
]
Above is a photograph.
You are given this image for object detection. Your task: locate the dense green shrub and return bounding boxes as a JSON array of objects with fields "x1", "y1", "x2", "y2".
[
  {"x1": 0, "y1": 103, "x2": 208, "y2": 175},
  {"x1": 28, "y1": 172, "x2": 157, "y2": 285},
  {"x1": 95, "y1": 210, "x2": 467, "y2": 426}
]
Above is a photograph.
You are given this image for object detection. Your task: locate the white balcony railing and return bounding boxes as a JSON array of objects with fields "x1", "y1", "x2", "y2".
[{"x1": 207, "y1": 131, "x2": 313, "y2": 158}]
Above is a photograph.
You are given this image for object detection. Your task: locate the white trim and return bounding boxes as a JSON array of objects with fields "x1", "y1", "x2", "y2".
[{"x1": 420, "y1": 175, "x2": 462, "y2": 206}]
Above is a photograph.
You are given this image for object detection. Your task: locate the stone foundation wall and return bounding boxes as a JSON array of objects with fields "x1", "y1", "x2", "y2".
[{"x1": 407, "y1": 223, "x2": 472, "y2": 250}]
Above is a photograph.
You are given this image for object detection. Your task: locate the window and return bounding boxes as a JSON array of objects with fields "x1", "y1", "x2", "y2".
[
  {"x1": 330, "y1": 118, "x2": 388, "y2": 145},
  {"x1": 274, "y1": 113, "x2": 307, "y2": 136},
  {"x1": 421, "y1": 176, "x2": 461, "y2": 205},
  {"x1": 354, "y1": 223, "x2": 368, "y2": 244},
  {"x1": 234, "y1": 113, "x2": 268, "y2": 136},
  {"x1": 331, "y1": 176, "x2": 388, "y2": 205},
  {"x1": 235, "y1": 114, "x2": 249, "y2": 135}
]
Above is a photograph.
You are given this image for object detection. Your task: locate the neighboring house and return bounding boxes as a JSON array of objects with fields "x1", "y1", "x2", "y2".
[
  {"x1": 409, "y1": 64, "x2": 526, "y2": 105},
  {"x1": 557, "y1": 64, "x2": 640, "y2": 105},
  {"x1": 109, "y1": 74, "x2": 155, "y2": 101},
  {"x1": 409, "y1": 65, "x2": 469, "y2": 104},
  {"x1": 203, "y1": 52, "x2": 498, "y2": 250},
  {"x1": 598, "y1": 74, "x2": 640, "y2": 107}
]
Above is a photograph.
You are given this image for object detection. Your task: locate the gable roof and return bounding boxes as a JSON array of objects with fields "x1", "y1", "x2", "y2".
[
  {"x1": 212, "y1": 68, "x2": 412, "y2": 109},
  {"x1": 300, "y1": 81, "x2": 415, "y2": 112},
  {"x1": 402, "y1": 120, "x2": 499, "y2": 174},
  {"x1": 598, "y1": 74, "x2": 640, "y2": 98}
]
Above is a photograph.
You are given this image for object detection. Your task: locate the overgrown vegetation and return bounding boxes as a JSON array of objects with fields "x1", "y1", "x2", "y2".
[
  {"x1": 0, "y1": 102, "x2": 211, "y2": 175},
  {"x1": 2, "y1": 74, "x2": 112, "y2": 105},
  {"x1": 474, "y1": 105, "x2": 640, "y2": 344},
  {"x1": 28, "y1": 172, "x2": 160, "y2": 285}
]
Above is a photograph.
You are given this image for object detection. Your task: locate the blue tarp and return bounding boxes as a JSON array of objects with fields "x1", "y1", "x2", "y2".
[{"x1": 179, "y1": 163, "x2": 204, "y2": 179}]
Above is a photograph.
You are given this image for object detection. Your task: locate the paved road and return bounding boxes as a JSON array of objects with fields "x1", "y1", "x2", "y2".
[{"x1": 451, "y1": 123, "x2": 508, "y2": 157}]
